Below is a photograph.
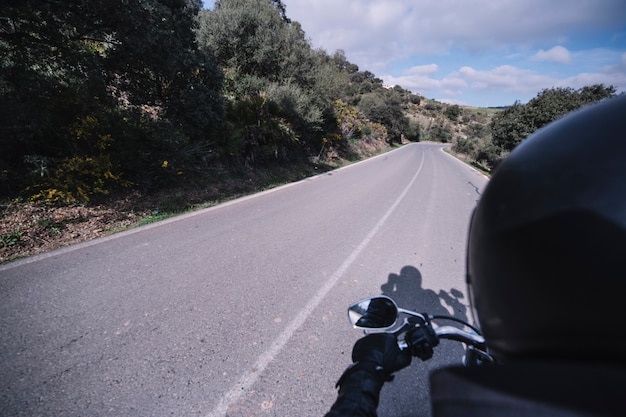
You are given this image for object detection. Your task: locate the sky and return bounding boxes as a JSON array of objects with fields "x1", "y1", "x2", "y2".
[{"x1": 201, "y1": 0, "x2": 626, "y2": 107}]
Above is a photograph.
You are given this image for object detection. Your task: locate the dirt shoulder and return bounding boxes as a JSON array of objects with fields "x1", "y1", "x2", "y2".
[
  {"x1": 0, "y1": 160, "x2": 340, "y2": 264},
  {"x1": 1, "y1": 191, "x2": 158, "y2": 264},
  {"x1": 0, "y1": 144, "x2": 407, "y2": 264}
]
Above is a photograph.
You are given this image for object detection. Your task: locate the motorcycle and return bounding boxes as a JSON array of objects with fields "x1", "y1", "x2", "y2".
[
  {"x1": 347, "y1": 295, "x2": 494, "y2": 366},
  {"x1": 346, "y1": 296, "x2": 626, "y2": 416}
]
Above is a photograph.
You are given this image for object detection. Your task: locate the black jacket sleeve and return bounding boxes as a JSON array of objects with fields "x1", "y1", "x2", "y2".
[{"x1": 324, "y1": 363, "x2": 386, "y2": 417}]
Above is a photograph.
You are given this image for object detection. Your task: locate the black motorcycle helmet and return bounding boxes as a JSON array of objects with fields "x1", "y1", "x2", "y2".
[{"x1": 466, "y1": 94, "x2": 626, "y2": 362}]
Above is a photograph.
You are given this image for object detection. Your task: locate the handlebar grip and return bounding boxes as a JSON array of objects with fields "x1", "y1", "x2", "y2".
[{"x1": 406, "y1": 325, "x2": 439, "y2": 360}]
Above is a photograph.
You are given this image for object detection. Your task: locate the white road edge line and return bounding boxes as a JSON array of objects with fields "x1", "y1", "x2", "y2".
[
  {"x1": 205, "y1": 151, "x2": 426, "y2": 417},
  {"x1": 0, "y1": 144, "x2": 414, "y2": 271}
]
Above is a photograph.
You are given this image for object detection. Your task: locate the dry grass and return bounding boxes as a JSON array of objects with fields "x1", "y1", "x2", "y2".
[{"x1": 1, "y1": 147, "x2": 393, "y2": 264}]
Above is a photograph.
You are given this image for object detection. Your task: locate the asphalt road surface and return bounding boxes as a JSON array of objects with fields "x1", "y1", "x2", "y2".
[{"x1": 0, "y1": 143, "x2": 488, "y2": 417}]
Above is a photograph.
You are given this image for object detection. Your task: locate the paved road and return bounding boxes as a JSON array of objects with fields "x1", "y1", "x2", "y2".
[{"x1": 0, "y1": 143, "x2": 488, "y2": 417}]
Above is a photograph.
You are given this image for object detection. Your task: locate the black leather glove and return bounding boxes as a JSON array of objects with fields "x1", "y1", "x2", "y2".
[
  {"x1": 350, "y1": 333, "x2": 412, "y2": 381},
  {"x1": 326, "y1": 334, "x2": 411, "y2": 417},
  {"x1": 405, "y1": 323, "x2": 439, "y2": 360}
]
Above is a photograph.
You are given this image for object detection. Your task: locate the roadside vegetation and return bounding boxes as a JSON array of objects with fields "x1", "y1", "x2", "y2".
[{"x1": 0, "y1": 0, "x2": 619, "y2": 263}]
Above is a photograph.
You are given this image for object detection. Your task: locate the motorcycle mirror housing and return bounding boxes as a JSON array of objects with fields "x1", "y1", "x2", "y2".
[{"x1": 348, "y1": 296, "x2": 399, "y2": 330}]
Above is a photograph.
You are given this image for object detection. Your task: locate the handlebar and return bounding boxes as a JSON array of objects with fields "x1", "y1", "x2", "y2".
[
  {"x1": 396, "y1": 321, "x2": 486, "y2": 351},
  {"x1": 348, "y1": 296, "x2": 494, "y2": 365},
  {"x1": 435, "y1": 325, "x2": 485, "y2": 346}
]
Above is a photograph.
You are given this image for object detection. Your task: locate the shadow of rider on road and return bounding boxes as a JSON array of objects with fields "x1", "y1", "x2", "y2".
[{"x1": 380, "y1": 265, "x2": 468, "y2": 326}]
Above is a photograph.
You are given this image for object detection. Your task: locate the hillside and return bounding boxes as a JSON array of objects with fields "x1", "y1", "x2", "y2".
[
  {"x1": 1, "y1": 141, "x2": 395, "y2": 264},
  {"x1": 1, "y1": 96, "x2": 496, "y2": 264},
  {"x1": 19, "y1": 1, "x2": 612, "y2": 264},
  {"x1": 405, "y1": 98, "x2": 498, "y2": 168}
]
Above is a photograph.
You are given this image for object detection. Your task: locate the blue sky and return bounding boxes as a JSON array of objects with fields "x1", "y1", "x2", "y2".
[{"x1": 201, "y1": 0, "x2": 626, "y2": 107}]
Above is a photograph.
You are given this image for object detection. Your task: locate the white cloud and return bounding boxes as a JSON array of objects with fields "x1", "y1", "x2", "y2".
[
  {"x1": 407, "y1": 64, "x2": 438, "y2": 75},
  {"x1": 384, "y1": 64, "x2": 561, "y2": 99},
  {"x1": 364, "y1": 1, "x2": 406, "y2": 29},
  {"x1": 560, "y1": 70, "x2": 626, "y2": 92},
  {"x1": 438, "y1": 98, "x2": 470, "y2": 105},
  {"x1": 286, "y1": 0, "x2": 626, "y2": 68},
  {"x1": 441, "y1": 75, "x2": 468, "y2": 96},
  {"x1": 533, "y1": 46, "x2": 572, "y2": 63},
  {"x1": 459, "y1": 65, "x2": 556, "y2": 92},
  {"x1": 381, "y1": 64, "x2": 442, "y2": 92},
  {"x1": 203, "y1": 0, "x2": 626, "y2": 106},
  {"x1": 559, "y1": 52, "x2": 626, "y2": 92}
]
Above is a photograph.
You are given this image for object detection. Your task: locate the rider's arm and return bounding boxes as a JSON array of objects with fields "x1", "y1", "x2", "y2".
[
  {"x1": 324, "y1": 334, "x2": 411, "y2": 417},
  {"x1": 324, "y1": 362, "x2": 386, "y2": 417}
]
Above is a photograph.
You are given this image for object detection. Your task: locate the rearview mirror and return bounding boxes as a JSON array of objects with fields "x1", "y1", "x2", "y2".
[{"x1": 348, "y1": 296, "x2": 398, "y2": 330}]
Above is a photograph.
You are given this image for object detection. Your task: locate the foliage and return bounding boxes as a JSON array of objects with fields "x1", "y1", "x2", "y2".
[
  {"x1": 267, "y1": 82, "x2": 323, "y2": 132},
  {"x1": 490, "y1": 85, "x2": 617, "y2": 154},
  {"x1": 325, "y1": 100, "x2": 388, "y2": 160},
  {"x1": 309, "y1": 50, "x2": 352, "y2": 112},
  {"x1": 405, "y1": 118, "x2": 421, "y2": 142},
  {"x1": 8, "y1": 0, "x2": 612, "y2": 208},
  {"x1": 197, "y1": 0, "x2": 322, "y2": 164},
  {"x1": 454, "y1": 84, "x2": 618, "y2": 171},
  {"x1": 408, "y1": 94, "x2": 422, "y2": 105},
  {"x1": 222, "y1": 92, "x2": 299, "y2": 165},
  {"x1": 197, "y1": 0, "x2": 313, "y2": 87},
  {"x1": 0, "y1": 229, "x2": 24, "y2": 248},
  {"x1": 3, "y1": 0, "x2": 434, "y2": 205},
  {"x1": 444, "y1": 104, "x2": 462, "y2": 121},
  {"x1": 1, "y1": 0, "x2": 223, "y2": 202},
  {"x1": 357, "y1": 89, "x2": 409, "y2": 144},
  {"x1": 488, "y1": 102, "x2": 532, "y2": 155},
  {"x1": 429, "y1": 123, "x2": 454, "y2": 143},
  {"x1": 197, "y1": 0, "x2": 411, "y2": 163},
  {"x1": 452, "y1": 137, "x2": 475, "y2": 155},
  {"x1": 449, "y1": 112, "x2": 492, "y2": 166},
  {"x1": 26, "y1": 154, "x2": 129, "y2": 204}
]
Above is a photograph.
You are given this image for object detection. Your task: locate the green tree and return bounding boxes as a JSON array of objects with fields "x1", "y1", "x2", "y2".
[
  {"x1": 489, "y1": 102, "x2": 532, "y2": 153},
  {"x1": 1, "y1": 0, "x2": 117, "y2": 198},
  {"x1": 197, "y1": 0, "x2": 327, "y2": 163},
  {"x1": 307, "y1": 49, "x2": 351, "y2": 115},
  {"x1": 197, "y1": 0, "x2": 313, "y2": 90},
  {"x1": 357, "y1": 90, "x2": 409, "y2": 144},
  {"x1": 472, "y1": 84, "x2": 618, "y2": 171},
  {"x1": 490, "y1": 85, "x2": 616, "y2": 154},
  {"x1": 1, "y1": 0, "x2": 224, "y2": 200},
  {"x1": 444, "y1": 104, "x2": 461, "y2": 121}
]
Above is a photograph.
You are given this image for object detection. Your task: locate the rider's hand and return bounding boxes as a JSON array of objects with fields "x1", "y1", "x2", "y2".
[
  {"x1": 352, "y1": 333, "x2": 412, "y2": 378},
  {"x1": 405, "y1": 324, "x2": 439, "y2": 360},
  {"x1": 328, "y1": 333, "x2": 409, "y2": 417}
]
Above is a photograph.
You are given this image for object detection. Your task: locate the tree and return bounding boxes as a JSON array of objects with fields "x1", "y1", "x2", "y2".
[
  {"x1": 1, "y1": 0, "x2": 224, "y2": 200},
  {"x1": 444, "y1": 104, "x2": 461, "y2": 121},
  {"x1": 357, "y1": 90, "x2": 409, "y2": 144},
  {"x1": 196, "y1": 0, "x2": 327, "y2": 163},
  {"x1": 489, "y1": 102, "x2": 533, "y2": 153},
  {"x1": 329, "y1": 50, "x2": 359, "y2": 74},
  {"x1": 1, "y1": 0, "x2": 117, "y2": 198},
  {"x1": 489, "y1": 85, "x2": 616, "y2": 154},
  {"x1": 196, "y1": 0, "x2": 313, "y2": 90},
  {"x1": 100, "y1": 0, "x2": 223, "y2": 141}
]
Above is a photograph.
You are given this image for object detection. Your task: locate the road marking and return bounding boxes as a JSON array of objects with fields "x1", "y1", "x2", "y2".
[
  {"x1": 0, "y1": 145, "x2": 413, "y2": 272},
  {"x1": 206, "y1": 151, "x2": 426, "y2": 417}
]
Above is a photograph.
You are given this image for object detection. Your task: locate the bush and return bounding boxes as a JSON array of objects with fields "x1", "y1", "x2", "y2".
[
  {"x1": 405, "y1": 119, "x2": 421, "y2": 142},
  {"x1": 429, "y1": 123, "x2": 453, "y2": 143},
  {"x1": 26, "y1": 155, "x2": 129, "y2": 204},
  {"x1": 452, "y1": 137, "x2": 475, "y2": 155},
  {"x1": 408, "y1": 94, "x2": 421, "y2": 105},
  {"x1": 444, "y1": 104, "x2": 461, "y2": 121}
]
